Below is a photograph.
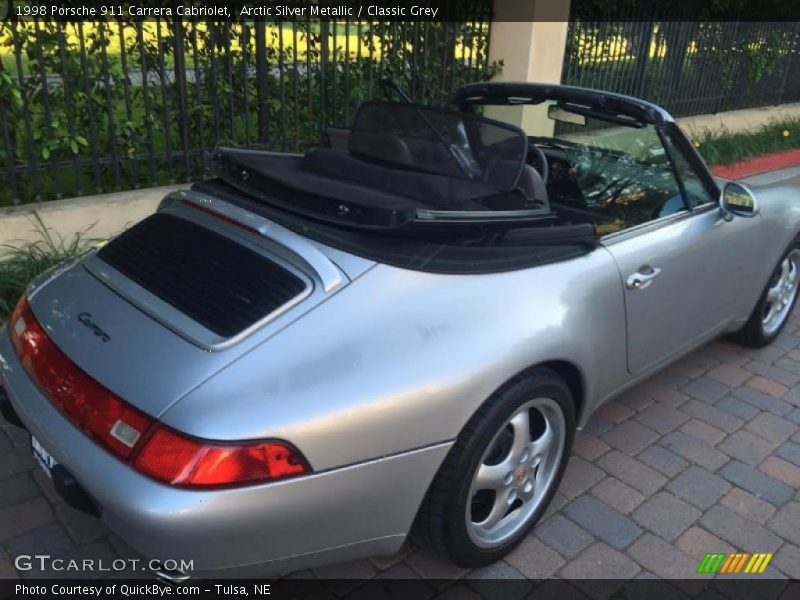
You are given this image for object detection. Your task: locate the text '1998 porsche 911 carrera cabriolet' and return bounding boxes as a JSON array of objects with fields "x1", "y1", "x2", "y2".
[{"x1": 1, "y1": 82, "x2": 799, "y2": 579}]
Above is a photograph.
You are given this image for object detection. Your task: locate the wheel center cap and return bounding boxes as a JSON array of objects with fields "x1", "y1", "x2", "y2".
[{"x1": 516, "y1": 467, "x2": 527, "y2": 483}]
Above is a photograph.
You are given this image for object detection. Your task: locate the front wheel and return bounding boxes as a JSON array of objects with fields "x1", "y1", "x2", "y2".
[
  {"x1": 734, "y1": 240, "x2": 800, "y2": 347},
  {"x1": 417, "y1": 368, "x2": 575, "y2": 567}
]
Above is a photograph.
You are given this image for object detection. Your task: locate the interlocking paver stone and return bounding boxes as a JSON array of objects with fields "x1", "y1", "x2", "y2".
[
  {"x1": 637, "y1": 446, "x2": 688, "y2": 478},
  {"x1": 601, "y1": 420, "x2": 660, "y2": 456},
  {"x1": 719, "y1": 488, "x2": 776, "y2": 525},
  {"x1": 466, "y1": 562, "x2": 531, "y2": 600},
  {"x1": 627, "y1": 534, "x2": 704, "y2": 581},
  {"x1": 746, "y1": 375, "x2": 789, "y2": 398},
  {"x1": 680, "y1": 400, "x2": 743, "y2": 433},
  {"x1": 561, "y1": 544, "x2": 640, "y2": 596},
  {"x1": 582, "y1": 417, "x2": 613, "y2": 438},
  {"x1": 505, "y1": 536, "x2": 565, "y2": 580},
  {"x1": 597, "y1": 451, "x2": 667, "y2": 495},
  {"x1": 563, "y1": 496, "x2": 642, "y2": 550},
  {"x1": 766, "y1": 501, "x2": 800, "y2": 546},
  {"x1": 634, "y1": 403, "x2": 688, "y2": 435},
  {"x1": 745, "y1": 361, "x2": 799, "y2": 388},
  {"x1": 745, "y1": 413, "x2": 796, "y2": 443},
  {"x1": 659, "y1": 432, "x2": 729, "y2": 471},
  {"x1": 681, "y1": 377, "x2": 730, "y2": 403},
  {"x1": 707, "y1": 364, "x2": 751, "y2": 387},
  {"x1": 700, "y1": 505, "x2": 782, "y2": 552},
  {"x1": 406, "y1": 548, "x2": 468, "y2": 582},
  {"x1": 558, "y1": 457, "x2": 605, "y2": 499},
  {"x1": 718, "y1": 430, "x2": 777, "y2": 466},
  {"x1": 534, "y1": 515, "x2": 594, "y2": 559},
  {"x1": 759, "y1": 456, "x2": 800, "y2": 488},
  {"x1": 0, "y1": 473, "x2": 39, "y2": 509},
  {"x1": 776, "y1": 440, "x2": 800, "y2": 467},
  {"x1": 771, "y1": 543, "x2": 800, "y2": 579},
  {"x1": 0, "y1": 498, "x2": 53, "y2": 544},
  {"x1": 668, "y1": 466, "x2": 731, "y2": 510},
  {"x1": 595, "y1": 401, "x2": 634, "y2": 424},
  {"x1": 572, "y1": 434, "x2": 610, "y2": 462},
  {"x1": 590, "y1": 477, "x2": 645, "y2": 515},
  {"x1": 636, "y1": 382, "x2": 689, "y2": 408},
  {"x1": 729, "y1": 386, "x2": 793, "y2": 416},
  {"x1": 715, "y1": 395, "x2": 761, "y2": 421},
  {"x1": 632, "y1": 492, "x2": 701, "y2": 541},
  {"x1": 719, "y1": 460, "x2": 794, "y2": 507},
  {"x1": 679, "y1": 419, "x2": 726, "y2": 446},
  {"x1": 675, "y1": 526, "x2": 735, "y2": 560}
]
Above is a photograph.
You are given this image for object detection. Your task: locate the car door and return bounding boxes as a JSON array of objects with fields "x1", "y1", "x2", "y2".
[{"x1": 594, "y1": 124, "x2": 764, "y2": 374}]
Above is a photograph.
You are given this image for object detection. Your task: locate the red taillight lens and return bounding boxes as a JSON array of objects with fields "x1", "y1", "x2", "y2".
[
  {"x1": 10, "y1": 296, "x2": 154, "y2": 458},
  {"x1": 133, "y1": 427, "x2": 309, "y2": 487},
  {"x1": 9, "y1": 296, "x2": 311, "y2": 487}
]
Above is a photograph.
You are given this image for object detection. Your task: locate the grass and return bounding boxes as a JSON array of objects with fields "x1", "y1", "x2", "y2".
[
  {"x1": 692, "y1": 116, "x2": 800, "y2": 166},
  {"x1": 0, "y1": 213, "x2": 100, "y2": 319}
]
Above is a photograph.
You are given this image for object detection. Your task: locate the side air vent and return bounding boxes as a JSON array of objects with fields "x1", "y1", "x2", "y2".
[{"x1": 98, "y1": 213, "x2": 308, "y2": 338}]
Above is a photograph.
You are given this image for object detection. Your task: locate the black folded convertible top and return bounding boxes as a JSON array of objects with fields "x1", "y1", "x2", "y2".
[{"x1": 192, "y1": 179, "x2": 599, "y2": 275}]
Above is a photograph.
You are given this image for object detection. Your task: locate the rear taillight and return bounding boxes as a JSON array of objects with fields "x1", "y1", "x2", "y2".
[
  {"x1": 10, "y1": 296, "x2": 154, "y2": 459},
  {"x1": 133, "y1": 427, "x2": 308, "y2": 487},
  {"x1": 9, "y1": 296, "x2": 310, "y2": 487}
]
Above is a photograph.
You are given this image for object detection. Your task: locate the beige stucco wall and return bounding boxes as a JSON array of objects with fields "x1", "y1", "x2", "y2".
[{"x1": 485, "y1": 0, "x2": 571, "y2": 135}]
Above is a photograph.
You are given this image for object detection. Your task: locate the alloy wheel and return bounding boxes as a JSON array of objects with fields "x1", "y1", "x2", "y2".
[
  {"x1": 762, "y1": 249, "x2": 800, "y2": 336},
  {"x1": 465, "y1": 397, "x2": 566, "y2": 548}
]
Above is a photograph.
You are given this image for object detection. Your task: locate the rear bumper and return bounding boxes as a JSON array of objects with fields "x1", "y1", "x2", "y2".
[{"x1": 0, "y1": 327, "x2": 450, "y2": 574}]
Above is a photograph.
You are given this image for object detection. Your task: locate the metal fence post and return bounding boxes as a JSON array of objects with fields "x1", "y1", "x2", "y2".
[
  {"x1": 172, "y1": 20, "x2": 191, "y2": 181},
  {"x1": 255, "y1": 21, "x2": 270, "y2": 146}
]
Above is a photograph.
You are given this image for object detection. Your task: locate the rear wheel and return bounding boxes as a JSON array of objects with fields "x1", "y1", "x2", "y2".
[
  {"x1": 734, "y1": 240, "x2": 800, "y2": 347},
  {"x1": 417, "y1": 368, "x2": 575, "y2": 567}
]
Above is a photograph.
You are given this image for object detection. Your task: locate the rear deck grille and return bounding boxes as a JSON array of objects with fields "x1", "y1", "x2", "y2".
[{"x1": 98, "y1": 213, "x2": 308, "y2": 337}]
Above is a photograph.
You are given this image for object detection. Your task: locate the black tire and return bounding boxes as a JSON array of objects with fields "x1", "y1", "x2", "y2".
[
  {"x1": 733, "y1": 237, "x2": 800, "y2": 348},
  {"x1": 415, "y1": 367, "x2": 575, "y2": 567}
]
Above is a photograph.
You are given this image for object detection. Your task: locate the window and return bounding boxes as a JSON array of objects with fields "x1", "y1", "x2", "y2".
[
  {"x1": 559, "y1": 124, "x2": 687, "y2": 235},
  {"x1": 661, "y1": 127, "x2": 717, "y2": 208}
]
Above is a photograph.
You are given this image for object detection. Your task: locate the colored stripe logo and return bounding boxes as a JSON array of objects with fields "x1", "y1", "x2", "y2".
[{"x1": 696, "y1": 552, "x2": 773, "y2": 574}]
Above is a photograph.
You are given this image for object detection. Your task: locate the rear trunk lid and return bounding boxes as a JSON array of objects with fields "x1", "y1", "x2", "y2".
[{"x1": 25, "y1": 191, "x2": 368, "y2": 417}]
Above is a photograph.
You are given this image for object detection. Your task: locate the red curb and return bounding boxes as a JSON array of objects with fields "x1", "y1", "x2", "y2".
[{"x1": 709, "y1": 148, "x2": 800, "y2": 179}]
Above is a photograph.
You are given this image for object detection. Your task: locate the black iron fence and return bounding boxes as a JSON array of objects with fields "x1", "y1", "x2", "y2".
[
  {"x1": 561, "y1": 17, "x2": 800, "y2": 121},
  {"x1": 0, "y1": 13, "x2": 497, "y2": 206}
]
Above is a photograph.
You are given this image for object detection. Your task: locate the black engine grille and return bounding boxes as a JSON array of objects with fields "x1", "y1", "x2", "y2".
[{"x1": 98, "y1": 213, "x2": 308, "y2": 337}]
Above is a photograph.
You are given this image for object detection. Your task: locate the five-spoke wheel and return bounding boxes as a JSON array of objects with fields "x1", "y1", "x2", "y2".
[
  {"x1": 418, "y1": 368, "x2": 574, "y2": 567},
  {"x1": 467, "y1": 398, "x2": 565, "y2": 548}
]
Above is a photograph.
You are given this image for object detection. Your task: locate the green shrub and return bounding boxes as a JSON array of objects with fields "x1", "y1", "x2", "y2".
[
  {"x1": 0, "y1": 214, "x2": 99, "y2": 319},
  {"x1": 692, "y1": 116, "x2": 800, "y2": 166}
]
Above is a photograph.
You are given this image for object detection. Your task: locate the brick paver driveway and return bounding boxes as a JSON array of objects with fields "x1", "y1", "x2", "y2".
[{"x1": 3, "y1": 172, "x2": 800, "y2": 590}]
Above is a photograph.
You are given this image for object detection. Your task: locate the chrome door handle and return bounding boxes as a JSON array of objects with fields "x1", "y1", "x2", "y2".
[{"x1": 626, "y1": 267, "x2": 662, "y2": 290}]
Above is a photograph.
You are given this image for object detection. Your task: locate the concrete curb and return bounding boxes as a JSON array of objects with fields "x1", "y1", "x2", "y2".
[
  {"x1": 0, "y1": 184, "x2": 186, "y2": 255},
  {"x1": 710, "y1": 149, "x2": 800, "y2": 180}
]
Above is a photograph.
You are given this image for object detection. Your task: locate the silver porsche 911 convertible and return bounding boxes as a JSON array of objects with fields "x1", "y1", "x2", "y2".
[{"x1": 1, "y1": 82, "x2": 799, "y2": 579}]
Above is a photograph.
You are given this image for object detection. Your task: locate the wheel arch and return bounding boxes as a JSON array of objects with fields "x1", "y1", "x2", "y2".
[{"x1": 485, "y1": 359, "x2": 586, "y2": 428}]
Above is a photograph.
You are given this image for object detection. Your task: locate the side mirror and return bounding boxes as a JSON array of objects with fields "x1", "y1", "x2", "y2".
[{"x1": 720, "y1": 182, "x2": 758, "y2": 221}]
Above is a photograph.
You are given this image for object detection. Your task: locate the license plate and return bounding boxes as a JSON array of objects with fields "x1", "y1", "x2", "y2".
[{"x1": 31, "y1": 435, "x2": 58, "y2": 478}]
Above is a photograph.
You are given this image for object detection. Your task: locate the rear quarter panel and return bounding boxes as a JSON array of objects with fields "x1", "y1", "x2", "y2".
[{"x1": 161, "y1": 246, "x2": 627, "y2": 471}]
